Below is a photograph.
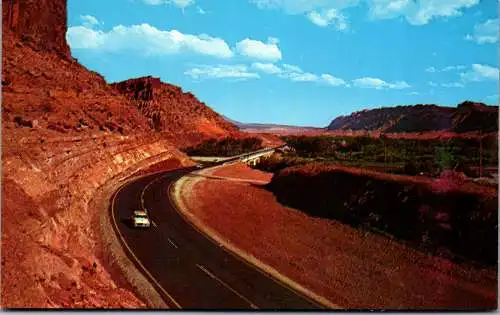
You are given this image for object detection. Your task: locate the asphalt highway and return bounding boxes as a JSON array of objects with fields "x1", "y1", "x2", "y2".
[{"x1": 111, "y1": 167, "x2": 324, "y2": 310}]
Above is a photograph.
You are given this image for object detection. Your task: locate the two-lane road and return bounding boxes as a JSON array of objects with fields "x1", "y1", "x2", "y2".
[{"x1": 111, "y1": 167, "x2": 325, "y2": 310}]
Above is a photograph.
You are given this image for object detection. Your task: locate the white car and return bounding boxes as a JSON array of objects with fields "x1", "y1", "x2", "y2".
[{"x1": 132, "y1": 210, "x2": 151, "y2": 228}]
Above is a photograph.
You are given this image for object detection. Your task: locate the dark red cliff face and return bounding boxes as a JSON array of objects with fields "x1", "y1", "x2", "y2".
[{"x1": 3, "y1": 0, "x2": 71, "y2": 59}]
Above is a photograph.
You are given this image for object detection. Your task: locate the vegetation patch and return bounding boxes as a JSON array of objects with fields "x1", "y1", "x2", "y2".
[
  {"x1": 253, "y1": 135, "x2": 498, "y2": 178},
  {"x1": 267, "y1": 163, "x2": 498, "y2": 266}
]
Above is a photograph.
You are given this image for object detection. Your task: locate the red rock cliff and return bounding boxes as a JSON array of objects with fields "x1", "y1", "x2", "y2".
[{"x1": 2, "y1": 0, "x2": 71, "y2": 59}]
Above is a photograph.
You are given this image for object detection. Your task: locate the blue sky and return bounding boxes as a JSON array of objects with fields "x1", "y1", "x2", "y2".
[{"x1": 67, "y1": 0, "x2": 498, "y2": 127}]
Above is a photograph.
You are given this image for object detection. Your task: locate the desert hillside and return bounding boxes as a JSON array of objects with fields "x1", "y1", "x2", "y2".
[
  {"x1": 111, "y1": 77, "x2": 240, "y2": 147},
  {"x1": 2, "y1": 0, "x2": 240, "y2": 147},
  {"x1": 328, "y1": 102, "x2": 498, "y2": 134}
]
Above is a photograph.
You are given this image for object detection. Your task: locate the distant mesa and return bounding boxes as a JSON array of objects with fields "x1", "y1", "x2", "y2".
[{"x1": 327, "y1": 102, "x2": 498, "y2": 134}]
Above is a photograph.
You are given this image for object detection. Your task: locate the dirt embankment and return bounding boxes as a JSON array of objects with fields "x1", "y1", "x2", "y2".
[
  {"x1": 184, "y1": 163, "x2": 497, "y2": 309},
  {"x1": 2, "y1": 129, "x2": 194, "y2": 308},
  {"x1": 268, "y1": 163, "x2": 498, "y2": 266}
]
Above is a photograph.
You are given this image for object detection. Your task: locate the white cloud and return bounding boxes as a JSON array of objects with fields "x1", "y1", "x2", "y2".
[
  {"x1": 251, "y1": 0, "x2": 481, "y2": 27},
  {"x1": 441, "y1": 82, "x2": 465, "y2": 88},
  {"x1": 460, "y1": 64, "x2": 499, "y2": 82},
  {"x1": 321, "y1": 74, "x2": 347, "y2": 86},
  {"x1": 249, "y1": 0, "x2": 359, "y2": 14},
  {"x1": 249, "y1": 0, "x2": 358, "y2": 28},
  {"x1": 67, "y1": 23, "x2": 234, "y2": 58},
  {"x1": 407, "y1": 91, "x2": 419, "y2": 95},
  {"x1": 368, "y1": 0, "x2": 480, "y2": 25},
  {"x1": 353, "y1": 77, "x2": 411, "y2": 89},
  {"x1": 282, "y1": 63, "x2": 303, "y2": 73},
  {"x1": 428, "y1": 81, "x2": 438, "y2": 87},
  {"x1": 277, "y1": 64, "x2": 317, "y2": 82},
  {"x1": 141, "y1": 0, "x2": 195, "y2": 9},
  {"x1": 465, "y1": 18, "x2": 498, "y2": 44},
  {"x1": 285, "y1": 72, "x2": 319, "y2": 82},
  {"x1": 307, "y1": 9, "x2": 349, "y2": 30},
  {"x1": 251, "y1": 62, "x2": 282, "y2": 74},
  {"x1": 235, "y1": 37, "x2": 282, "y2": 62},
  {"x1": 442, "y1": 65, "x2": 466, "y2": 72},
  {"x1": 197, "y1": 6, "x2": 206, "y2": 14},
  {"x1": 184, "y1": 64, "x2": 259, "y2": 80},
  {"x1": 80, "y1": 15, "x2": 101, "y2": 28},
  {"x1": 426, "y1": 65, "x2": 466, "y2": 72},
  {"x1": 251, "y1": 62, "x2": 347, "y2": 86}
]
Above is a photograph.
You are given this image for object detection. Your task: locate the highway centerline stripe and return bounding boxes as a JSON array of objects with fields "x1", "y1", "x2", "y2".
[{"x1": 195, "y1": 264, "x2": 259, "y2": 309}]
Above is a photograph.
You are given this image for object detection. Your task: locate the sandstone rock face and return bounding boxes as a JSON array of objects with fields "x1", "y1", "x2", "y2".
[
  {"x1": 2, "y1": 132, "x2": 193, "y2": 308},
  {"x1": 112, "y1": 76, "x2": 242, "y2": 147},
  {"x1": 3, "y1": 0, "x2": 71, "y2": 59}
]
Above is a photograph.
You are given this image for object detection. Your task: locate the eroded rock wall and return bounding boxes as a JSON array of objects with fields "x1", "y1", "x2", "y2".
[
  {"x1": 2, "y1": 132, "x2": 193, "y2": 307},
  {"x1": 3, "y1": 0, "x2": 71, "y2": 59}
]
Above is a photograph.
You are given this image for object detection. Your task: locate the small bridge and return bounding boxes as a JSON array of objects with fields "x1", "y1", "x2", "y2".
[{"x1": 190, "y1": 146, "x2": 284, "y2": 166}]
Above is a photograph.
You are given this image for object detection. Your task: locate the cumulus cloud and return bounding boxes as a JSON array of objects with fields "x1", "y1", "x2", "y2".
[
  {"x1": 426, "y1": 65, "x2": 466, "y2": 73},
  {"x1": 368, "y1": 0, "x2": 479, "y2": 25},
  {"x1": 80, "y1": 15, "x2": 101, "y2": 28},
  {"x1": 251, "y1": 62, "x2": 347, "y2": 86},
  {"x1": 441, "y1": 82, "x2": 465, "y2": 88},
  {"x1": 425, "y1": 66, "x2": 437, "y2": 73},
  {"x1": 465, "y1": 19, "x2": 498, "y2": 44},
  {"x1": 235, "y1": 37, "x2": 282, "y2": 62},
  {"x1": 251, "y1": 62, "x2": 282, "y2": 74},
  {"x1": 250, "y1": 0, "x2": 480, "y2": 27},
  {"x1": 460, "y1": 64, "x2": 499, "y2": 82},
  {"x1": 67, "y1": 23, "x2": 234, "y2": 58},
  {"x1": 184, "y1": 64, "x2": 260, "y2": 80},
  {"x1": 249, "y1": 0, "x2": 357, "y2": 29},
  {"x1": 141, "y1": 0, "x2": 195, "y2": 9},
  {"x1": 353, "y1": 77, "x2": 411, "y2": 89},
  {"x1": 307, "y1": 9, "x2": 349, "y2": 30},
  {"x1": 321, "y1": 74, "x2": 347, "y2": 86}
]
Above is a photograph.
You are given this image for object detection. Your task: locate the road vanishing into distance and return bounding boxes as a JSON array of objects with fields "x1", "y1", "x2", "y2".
[{"x1": 111, "y1": 166, "x2": 324, "y2": 310}]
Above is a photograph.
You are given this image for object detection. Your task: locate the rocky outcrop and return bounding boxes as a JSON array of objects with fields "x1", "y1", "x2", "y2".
[
  {"x1": 2, "y1": 132, "x2": 193, "y2": 308},
  {"x1": 3, "y1": 0, "x2": 71, "y2": 59},
  {"x1": 112, "y1": 76, "x2": 241, "y2": 147},
  {"x1": 327, "y1": 102, "x2": 498, "y2": 134}
]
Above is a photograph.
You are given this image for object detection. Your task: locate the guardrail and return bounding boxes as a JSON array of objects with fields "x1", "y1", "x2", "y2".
[{"x1": 190, "y1": 145, "x2": 285, "y2": 165}]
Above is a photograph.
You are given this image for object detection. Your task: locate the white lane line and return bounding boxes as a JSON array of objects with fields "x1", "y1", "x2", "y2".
[
  {"x1": 152, "y1": 220, "x2": 158, "y2": 228},
  {"x1": 167, "y1": 238, "x2": 179, "y2": 249},
  {"x1": 195, "y1": 264, "x2": 258, "y2": 309}
]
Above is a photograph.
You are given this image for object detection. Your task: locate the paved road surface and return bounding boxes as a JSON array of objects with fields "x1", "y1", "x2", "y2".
[{"x1": 111, "y1": 167, "x2": 325, "y2": 310}]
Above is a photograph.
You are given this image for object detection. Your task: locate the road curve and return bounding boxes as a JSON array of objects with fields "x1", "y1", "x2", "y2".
[{"x1": 111, "y1": 167, "x2": 325, "y2": 310}]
